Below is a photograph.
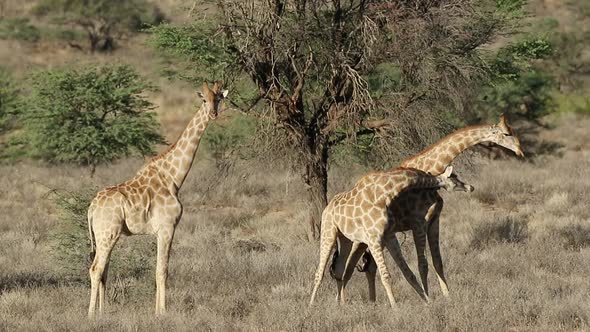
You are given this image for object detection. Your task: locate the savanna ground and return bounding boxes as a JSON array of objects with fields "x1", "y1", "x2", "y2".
[
  {"x1": 2, "y1": 113, "x2": 590, "y2": 331},
  {"x1": 2, "y1": 0, "x2": 590, "y2": 331}
]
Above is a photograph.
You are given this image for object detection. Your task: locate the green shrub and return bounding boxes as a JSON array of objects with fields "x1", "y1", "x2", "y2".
[
  {"x1": 19, "y1": 66, "x2": 163, "y2": 174},
  {"x1": 18, "y1": 64, "x2": 165, "y2": 174},
  {"x1": 476, "y1": 37, "x2": 554, "y2": 122},
  {"x1": 0, "y1": 17, "x2": 40, "y2": 42},
  {"x1": 147, "y1": 22, "x2": 233, "y2": 83},
  {"x1": 0, "y1": 67, "x2": 18, "y2": 134}
]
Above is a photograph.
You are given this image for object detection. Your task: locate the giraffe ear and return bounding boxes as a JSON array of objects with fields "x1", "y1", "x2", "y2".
[
  {"x1": 197, "y1": 91, "x2": 205, "y2": 99},
  {"x1": 222, "y1": 90, "x2": 229, "y2": 98},
  {"x1": 441, "y1": 165, "x2": 453, "y2": 178}
]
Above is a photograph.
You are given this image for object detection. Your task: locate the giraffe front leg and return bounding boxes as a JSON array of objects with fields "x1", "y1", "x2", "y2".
[
  {"x1": 412, "y1": 224, "x2": 430, "y2": 298},
  {"x1": 384, "y1": 230, "x2": 429, "y2": 303},
  {"x1": 427, "y1": 215, "x2": 449, "y2": 296},
  {"x1": 309, "y1": 218, "x2": 338, "y2": 307},
  {"x1": 367, "y1": 242, "x2": 396, "y2": 307},
  {"x1": 155, "y1": 226, "x2": 175, "y2": 315}
]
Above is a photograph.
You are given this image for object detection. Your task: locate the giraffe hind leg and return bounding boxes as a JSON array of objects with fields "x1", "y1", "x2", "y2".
[
  {"x1": 88, "y1": 225, "x2": 121, "y2": 317},
  {"x1": 309, "y1": 217, "x2": 338, "y2": 307},
  {"x1": 98, "y1": 261, "x2": 110, "y2": 314},
  {"x1": 412, "y1": 224, "x2": 430, "y2": 298}
]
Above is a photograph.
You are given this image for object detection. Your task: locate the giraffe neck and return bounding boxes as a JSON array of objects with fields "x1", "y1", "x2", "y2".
[
  {"x1": 148, "y1": 104, "x2": 210, "y2": 189},
  {"x1": 400, "y1": 125, "x2": 492, "y2": 175},
  {"x1": 365, "y1": 169, "x2": 444, "y2": 206}
]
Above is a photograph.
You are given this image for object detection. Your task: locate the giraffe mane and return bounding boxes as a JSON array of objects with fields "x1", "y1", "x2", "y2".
[
  {"x1": 148, "y1": 141, "x2": 178, "y2": 163},
  {"x1": 401, "y1": 123, "x2": 492, "y2": 164}
]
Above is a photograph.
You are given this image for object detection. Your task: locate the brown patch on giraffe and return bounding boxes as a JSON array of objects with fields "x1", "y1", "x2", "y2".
[
  {"x1": 374, "y1": 199, "x2": 387, "y2": 210},
  {"x1": 344, "y1": 205, "x2": 354, "y2": 216},
  {"x1": 353, "y1": 207, "x2": 363, "y2": 218},
  {"x1": 368, "y1": 207, "x2": 382, "y2": 221},
  {"x1": 360, "y1": 199, "x2": 372, "y2": 211}
]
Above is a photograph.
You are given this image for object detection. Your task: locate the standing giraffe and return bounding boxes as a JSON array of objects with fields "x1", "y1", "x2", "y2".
[
  {"x1": 331, "y1": 115, "x2": 523, "y2": 303},
  {"x1": 309, "y1": 166, "x2": 469, "y2": 307},
  {"x1": 86, "y1": 81, "x2": 228, "y2": 317}
]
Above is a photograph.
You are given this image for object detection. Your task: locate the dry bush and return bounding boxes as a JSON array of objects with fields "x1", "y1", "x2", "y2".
[
  {"x1": 470, "y1": 215, "x2": 530, "y2": 249},
  {"x1": 555, "y1": 224, "x2": 590, "y2": 252}
]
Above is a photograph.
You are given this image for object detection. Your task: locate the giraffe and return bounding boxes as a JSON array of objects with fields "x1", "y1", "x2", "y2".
[
  {"x1": 86, "y1": 81, "x2": 228, "y2": 317},
  {"x1": 331, "y1": 115, "x2": 523, "y2": 303},
  {"x1": 309, "y1": 166, "x2": 469, "y2": 307}
]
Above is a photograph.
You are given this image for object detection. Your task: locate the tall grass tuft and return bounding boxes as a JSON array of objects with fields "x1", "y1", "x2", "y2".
[{"x1": 470, "y1": 215, "x2": 529, "y2": 249}]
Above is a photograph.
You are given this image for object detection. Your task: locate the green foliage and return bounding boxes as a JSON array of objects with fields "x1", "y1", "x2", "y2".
[
  {"x1": 492, "y1": 38, "x2": 553, "y2": 81},
  {"x1": 496, "y1": 0, "x2": 527, "y2": 15},
  {"x1": 480, "y1": 70, "x2": 555, "y2": 121},
  {"x1": 18, "y1": 64, "x2": 165, "y2": 171},
  {"x1": 365, "y1": 63, "x2": 401, "y2": 99},
  {"x1": 0, "y1": 67, "x2": 18, "y2": 134},
  {"x1": 147, "y1": 22, "x2": 232, "y2": 83},
  {"x1": 0, "y1": 16, "x2": 85, "y2": 46},
  {"x1": 553, "y1": 93, "x2": 590, "y2": 114},
  {"x1": 0, "y1": 17, "x2": 41, "y2": 42},
  {"x1": 50, "y1": 188, "x2": 155, "y2": 281},
  {"x1": 477, "y1": 37, "x2": 555, "y2": 122}
]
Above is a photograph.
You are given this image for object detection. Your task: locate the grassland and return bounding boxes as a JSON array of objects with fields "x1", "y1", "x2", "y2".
[
  {"x1": 0, "y1": 114, "x2": 589, "y2": 331},
  {"x1": 1, "y1": 0, "x2": 590, "y2": 331}
]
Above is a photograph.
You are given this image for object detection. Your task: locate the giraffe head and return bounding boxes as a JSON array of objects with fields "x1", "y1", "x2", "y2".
[
  {"x1": 435, "y1": 166, "x2": 473, "y2": 192},
  {"x1": 448, "y1": 172, "x2": 474, "y2": 192},
  {"x1": 197, "y1": 81, "x2": 229, "y2": 119},
  {"x1": 485, "y1": 114, "x2": 524, "y2": 157}
]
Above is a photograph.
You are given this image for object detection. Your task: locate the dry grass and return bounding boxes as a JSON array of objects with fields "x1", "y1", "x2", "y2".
[
  {"x1": 2, "y1": 1, "x2": 590, "y2": 330},
  {"x1": 1, "y1": 114, "x2": 590, "y2": 331}
]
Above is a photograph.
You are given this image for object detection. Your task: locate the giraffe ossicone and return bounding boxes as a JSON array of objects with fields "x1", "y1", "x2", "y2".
[{"x1": 86, "y1": 81, "x2": 228, "y2": 317}]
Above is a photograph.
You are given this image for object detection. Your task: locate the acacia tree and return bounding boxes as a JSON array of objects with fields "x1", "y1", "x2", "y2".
[
  {"x1": 33, "y1": 0, "x2": 163, "y2": 52},
  {"x1": 151, "y1": 0, "x2": 521, "y2": 239},
  {"x1": 19, "y1": 65, "x2": 165, "y2": 175}
]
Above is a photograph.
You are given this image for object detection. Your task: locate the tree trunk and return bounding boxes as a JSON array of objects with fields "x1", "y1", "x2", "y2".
[{"x1": 302, "y1": 139, "x2": 329, "y2": 241}]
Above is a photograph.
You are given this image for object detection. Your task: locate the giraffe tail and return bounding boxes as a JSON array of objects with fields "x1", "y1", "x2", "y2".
[{"x1": 87, "y1": 207, "x2": 96, "y2": 262}]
